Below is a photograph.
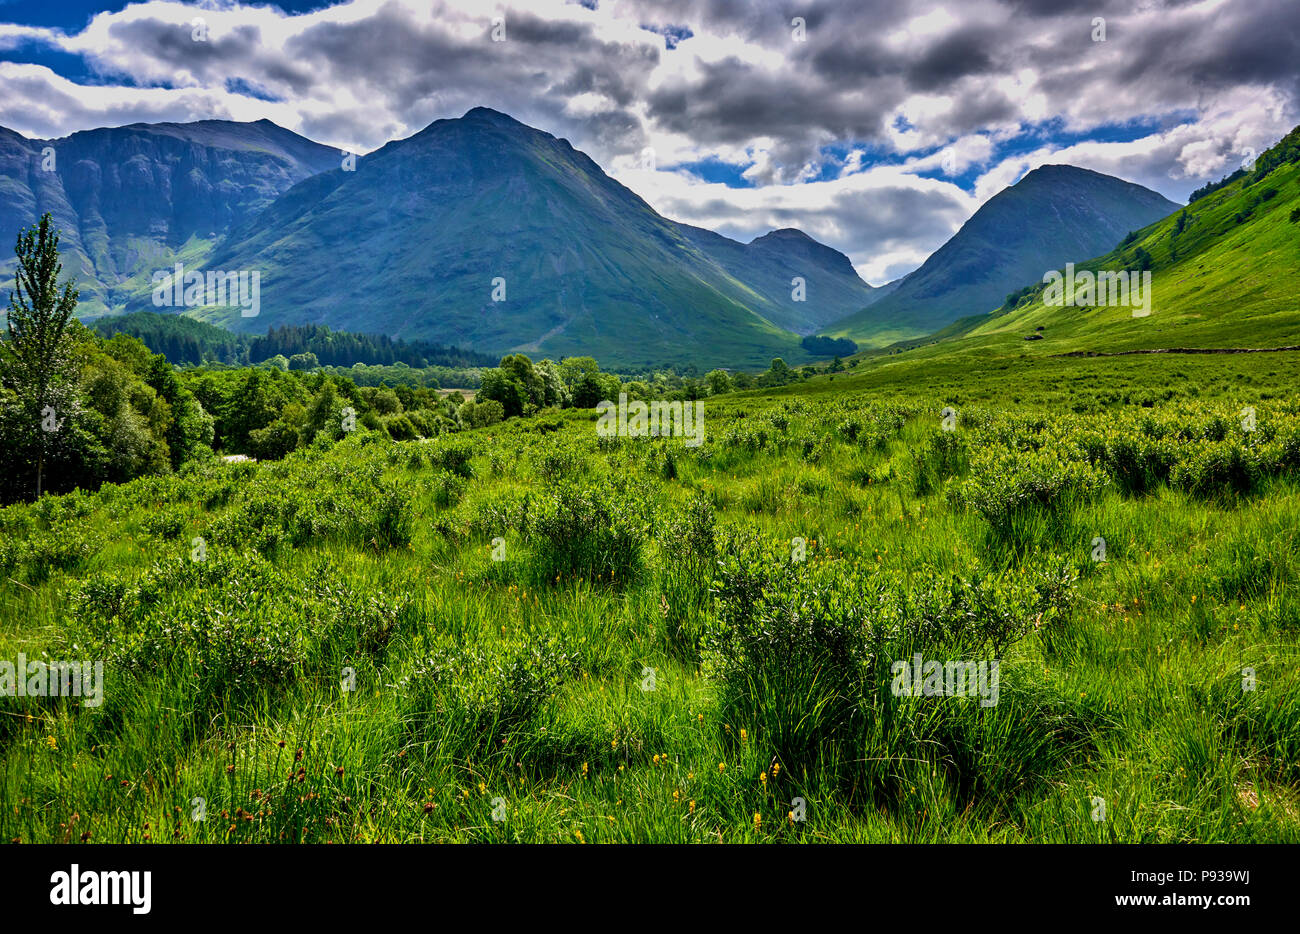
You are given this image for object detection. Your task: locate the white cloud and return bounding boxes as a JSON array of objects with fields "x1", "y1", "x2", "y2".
[{"x1": 612, "y1": 160, "x2": 976, "y2": 283}]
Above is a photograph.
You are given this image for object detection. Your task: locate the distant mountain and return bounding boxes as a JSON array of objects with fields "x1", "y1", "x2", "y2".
[
  {"x1": 0, "y1": 119, "x2": 341, "y2": 316},
  {"x1": 680, "y1": 225, "x2": 882, "y2": 335},
  {"x1": 3, "y1": 109, "x2": 1200, "y2": 369},
  {"x1": 952, "y1": 124, "x2": 1300, "y2": 351},
  {"x1": 832, "y1": 164, "x2": 1179, "y2": 345},
  {"x1": 196, "y1": 107, "x2": 874, "y2": 368},
  {"x1": 1, "y1": 110, "x2": 876, "y2": 368}
]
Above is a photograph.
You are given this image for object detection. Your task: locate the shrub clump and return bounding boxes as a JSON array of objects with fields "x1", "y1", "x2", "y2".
[
  {"x1": 951, "y1": 447, "x2": 1109, "y2": 535},
  {"x1": 911, "y1": 430, "x2": 970, "y2": 495},
  {"x1": 703, "y1": 528, "x2": 1077, "y2": 785},
  {"x1": 524, "y1": 482, "x2": 648, "y2": 586},
  {"x1": 400, "y1": 638, "x2": 578, "y2": 755},
  {"x1": 656, "y1": 491, "x2": 716, "y2": 654}
]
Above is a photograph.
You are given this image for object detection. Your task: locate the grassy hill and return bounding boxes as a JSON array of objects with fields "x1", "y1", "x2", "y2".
[
  {"x1": 825, "y1": 125, "x2": 1300, "y2": 384},
  {"x1": 959, "y1": 125, "x2": 1300, "y2": 352},
  {"x1": 832, "y1": 165, "x2": 1178, "y2": 347}
]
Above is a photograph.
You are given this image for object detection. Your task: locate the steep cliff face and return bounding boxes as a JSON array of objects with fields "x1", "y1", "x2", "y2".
[{"x1": 0, "y1": 119, "x2": 339, "y2": 315}]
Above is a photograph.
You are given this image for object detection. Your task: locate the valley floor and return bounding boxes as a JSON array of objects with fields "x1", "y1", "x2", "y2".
[{"x1": 2, "y1": 351, "x2": 1298, "y2": 843}]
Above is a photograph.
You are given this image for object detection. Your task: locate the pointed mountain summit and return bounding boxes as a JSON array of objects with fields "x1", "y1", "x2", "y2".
[
  {"x1": 834, "y1": 164, "x2": 1179, "y2": 344},
  {"x1": 678, "y1": 224, "x2": 881, "y2": 336},
  {"x1": 201, "y1": 108, "x2": 877, "y2": 366}
]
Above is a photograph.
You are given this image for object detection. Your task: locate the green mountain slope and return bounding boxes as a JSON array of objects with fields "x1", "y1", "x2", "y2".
[
  {"x1": 832, "y1": 165, "x2": 1178, "y2": 346},
  {"x1": 194, "y1": 108, "x2": 874, "y2": 368},
  {"x1": 0, "y1": 119, "x2": 341, "y2": 316},
  {"x1": 957, "y1": 125, "x2": 1300, "y2": 351},
  {"x1": 678, "y1": 225, "x2": 882, "y2": 334}
]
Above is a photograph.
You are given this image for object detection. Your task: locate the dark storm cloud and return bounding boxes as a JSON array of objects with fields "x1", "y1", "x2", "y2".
[
  {"x1": 647, "y1": 56, "x2": 896, "y2": 147},
  {"x1": 101, "y1": 18, "x2": 287, "y2": 86},
  {"x1": 935, "y1": 86, "x2": 1021, "y2": 136},
  {"x1": 1112, "y1": 0, "x2": 1300, "y2": 99},
  {"x1": 284, "y1": 6, "x2": 485, "y2": 106},
  {"x1": 505, "y1": 10, "x2": 594, "y2": 45},
  {"x1": 805, "y1": 37, "x2": 899, "y2": 83},
  {"x1": 549, "y1": 47, "x2": 659, "y2": 109},
  {"x1": 634, "y1": 0, "x2": 913, "y2": 42},
  {"x1": 1005, "y1": 0, "x2": 1123, "y2": 15},
  {"x1": 903, "y1": 26, "x2": 1001, "y2": 92}
]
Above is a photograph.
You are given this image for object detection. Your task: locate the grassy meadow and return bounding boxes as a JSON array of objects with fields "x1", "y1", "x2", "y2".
[{"x1": 3, "y1": 349, "x2": 1299, "y2": 844}]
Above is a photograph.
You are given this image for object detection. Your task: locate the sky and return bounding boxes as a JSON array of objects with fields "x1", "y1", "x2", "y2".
[{"x1": 0, "y1": 0, "x2": 1295, "y2": 284}]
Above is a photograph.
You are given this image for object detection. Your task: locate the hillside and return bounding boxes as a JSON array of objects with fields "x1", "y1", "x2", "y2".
[
  {"x1": 0, "y1": 119, "x2": 340, "y2": 316},
  {"x1": 832, "y1": 165, "x2": 1178, "y2": 346},
  {"x1": 679, "y1": 225, "x2": 882, "y2": 334},
  {"x1": 954, "y1": 125, "x2": 1300, "y2": 352},
  {"x1": 197, "y1": 108, "x2": 875, "y2": 368}
]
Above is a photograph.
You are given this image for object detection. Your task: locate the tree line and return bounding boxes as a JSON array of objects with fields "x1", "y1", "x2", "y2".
[
  {"x1": 2, "y1": 215, "x2": 862, "y2": 502},
  {"x1": 93, "y1": 313, "x2": 496, "y2": 369}
]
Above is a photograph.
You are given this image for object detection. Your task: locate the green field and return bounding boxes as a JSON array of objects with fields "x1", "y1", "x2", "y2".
[{"x1": 3, "y1": 347, "x2": 1299, "y2": 843}]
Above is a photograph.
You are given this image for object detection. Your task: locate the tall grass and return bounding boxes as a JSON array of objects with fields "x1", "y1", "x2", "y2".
[{"x1": 3, "y1": 383, "x2": 1299, "y2": 842}]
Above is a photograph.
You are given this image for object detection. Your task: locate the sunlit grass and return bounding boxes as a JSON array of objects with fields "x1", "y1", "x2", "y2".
[{"x1": 3, "y1": 375, "x2": 1300, "y2": 843}]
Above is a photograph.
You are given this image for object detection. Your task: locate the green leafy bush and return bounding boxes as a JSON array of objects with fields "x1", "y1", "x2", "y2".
[
  {"x1": 656, "y1": 491, "x2": 716, "y2": 654},
  {"x1": 911, "y1": 430, "x2": 969, "y2": 495},
  {"x1": 524, "y1": 482, "x2": 647, "y2": 586},
  {"x1": 953, "y1": 448, "x2": 1109, "y2": 535}
]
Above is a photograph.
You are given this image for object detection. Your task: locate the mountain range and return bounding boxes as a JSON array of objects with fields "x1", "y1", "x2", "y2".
[
  {"x1": 0, "y1": 119, "x2": 340, "y2": 316},
  {"x1": 200, "y1": 107, "x2": 881, "y2": 368},
  {"x1": 0, "y1": 107, "x2": 1195, "y2": 368}
]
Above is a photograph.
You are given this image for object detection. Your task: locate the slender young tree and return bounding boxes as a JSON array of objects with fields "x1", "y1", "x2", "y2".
[{"x1": 1, "y1": 213, "x2": 80, "y2": 498}]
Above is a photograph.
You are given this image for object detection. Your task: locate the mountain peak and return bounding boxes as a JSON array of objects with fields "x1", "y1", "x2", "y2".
[
  {"x1": 833, "y1": 163, "x2": 1179, "y2": 343},
  {"x1": 404, "y1": 107, "x2": 534, "y2": 146},
  {"x1": 750, "y1": 228, "x2": 814, "y2": 244},
  {"x1": 746, "y1": 227, "x2": 862, "y2": 282},
  {"x1": 460, "y1": 107, "x2": 525, "y2": 128},
  {"x1": 1016, "y1": 163, "x2": 1115, "y2": 187}
]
